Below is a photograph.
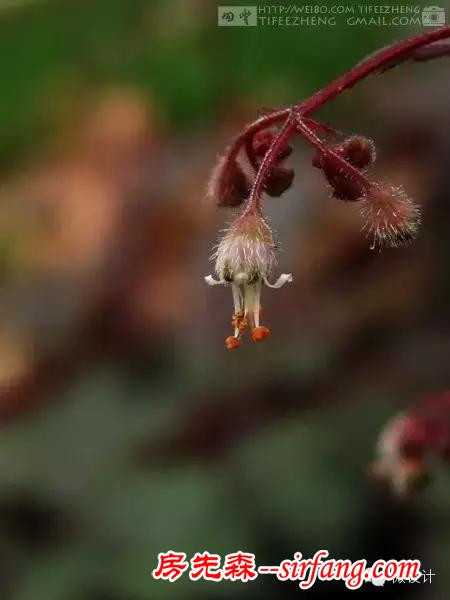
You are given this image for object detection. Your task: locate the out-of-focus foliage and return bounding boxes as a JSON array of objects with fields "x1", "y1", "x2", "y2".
[{"x1": 0, "y1": 0, "x2": 392, "y2": 165}]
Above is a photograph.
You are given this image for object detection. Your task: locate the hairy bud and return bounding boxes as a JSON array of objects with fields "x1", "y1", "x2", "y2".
[
  {"x1": 313, "y1": 135, "x2": 376, "y2": 170},
  {"x1": 250, "y1": 130, "x2": 294, "y2": 197},
  {"x1": 312, "y1": 135, "x2": 376, "y2": 202},
  {"x1": 328, "y1": 169, "x2": 364, "y2": 201},
  {"x1": 340, "y1": 135, "x2": 376, "y2": 169},
  {"x1": 252, "y1": 130, "x2": 292, "y2": 160},
  {"x1": 313, "y1": 154, "x2": 363, "y2": 201},
  {"x1": 361, "y1": 185, "x2": 421, "y2": 249},
  {"x1": 207, "y1": 154, "x2": 250, "y2": 207}
]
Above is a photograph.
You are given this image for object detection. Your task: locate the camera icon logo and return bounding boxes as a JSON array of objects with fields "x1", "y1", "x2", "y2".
[{"x1": 422, "y1": 6, "x2": 446, "y2": 26}]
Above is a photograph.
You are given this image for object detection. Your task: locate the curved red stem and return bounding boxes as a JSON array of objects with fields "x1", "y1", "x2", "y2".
[
  {"x1": 238, "y1": 27, "x2": 450, "y2": 211},
  {"x1": 295, "y1": 117, "x2": 374, "y2": 191},
  {"x1": 299, "y1": 26, "x2": 450, "y2": 116},
  {"x1": 242, "y1": 112, "x2": 295, "y2": 217}
]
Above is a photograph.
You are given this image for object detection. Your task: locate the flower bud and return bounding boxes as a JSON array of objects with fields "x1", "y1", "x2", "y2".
[
  {"x1": 313, "y1": 154, "x2": 364, "y2": 202},
  {"x1": 252, "y1": 130, "x2": 292, "y2": 160},
  {"x1": 207, "y1": 154, "x2": 250, "y2": 207},
  {"x1": 225, "y1": 336, "x2": 241, "y2": 349},
  {"x1": 313, "y1": 136, "x2": 375, "y2": 202},
  {"x1": 326, "y1": 169, "x2": 364, "y2": 201},
  {"x1": 313, "y1": 135, "x2": 376, "y2": 169},
  {"x1": 250, "y1": 130, "x2": 294, "y2": 197},
  {"x1": 340, "y1": 135, "x2": 376, "y2": 169},
  {"x1": 361, "y1": 185, "x2": 421, "y2": 248},
  {"x1": 264, "y1": 166, "x2": 295, "y2": 197}
]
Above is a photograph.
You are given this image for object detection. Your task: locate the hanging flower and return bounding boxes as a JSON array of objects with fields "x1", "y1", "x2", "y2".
[{"x1": 205, "y1": 212, "x2": 292, "y2": 348}]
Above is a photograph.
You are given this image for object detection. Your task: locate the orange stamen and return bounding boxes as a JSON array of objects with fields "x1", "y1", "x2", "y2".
[
  {"x1": 251, "y1": 326, "x2": 270, "y2": 342},
  {"x1": 225, "y1": 336, "x2": 241, "y2": 349},
  {"x1": 238, "y1": 319, "x2": 247, "y2": 333}
]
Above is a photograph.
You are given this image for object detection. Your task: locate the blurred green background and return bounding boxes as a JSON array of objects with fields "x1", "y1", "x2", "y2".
[{"x1": 0, "y1": 0, "x2": 449, "y2": 598}]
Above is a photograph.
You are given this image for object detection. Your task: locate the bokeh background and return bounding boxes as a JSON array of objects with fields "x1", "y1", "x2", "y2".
[{"x1": 0, "y1": 0, "x2": 449, "y2": 598}]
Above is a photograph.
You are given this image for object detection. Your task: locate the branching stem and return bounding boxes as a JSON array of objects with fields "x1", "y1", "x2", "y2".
[{"x1": 235, "y1": 27, "x2": 450, "y2": 211}]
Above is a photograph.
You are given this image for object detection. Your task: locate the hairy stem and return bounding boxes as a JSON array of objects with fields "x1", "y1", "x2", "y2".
[
  {"x1": 242, "y1": 112, "x2": 295, "y2": 216},
  {"x1": 299, "y1": 27, "x2": 450, "y2": 116},
  {"x1": 244, "y1": 117, "x2": 337, "y2": 170},
  {"x1": 303, "y1": 117, "x2": 339, "y2": 137},
  {"x1": 223, "y1": 109, "x2": 290, "y2": 166},
  {"x1": 295, "y1": 117, "x2": 374, "y2": 191},
  {"x1": 227, "y1": 29, "x2": 450, "y2": 217}
]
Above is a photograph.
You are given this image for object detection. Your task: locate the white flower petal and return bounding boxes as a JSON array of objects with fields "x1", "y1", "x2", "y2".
[
  {"x1": 205, "y1": 274, "x2": 225, "y2": 286},
  {"x1": 264, "y1": 273, "x2": 293, "y2": 289}
]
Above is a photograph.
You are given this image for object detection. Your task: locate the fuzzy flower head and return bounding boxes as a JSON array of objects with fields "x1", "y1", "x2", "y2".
[
  {"x1": 205, "y1": 212, "x2": 292, "y2": 348},
  {"x1": 361, "y1": 185, "x2": 421, "y2": 249}
]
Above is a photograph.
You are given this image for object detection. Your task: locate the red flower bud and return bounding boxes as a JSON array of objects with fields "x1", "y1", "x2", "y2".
[
  {"x1": 340, "y1": 135, "x2": 376, "y2": 169},
  {"x1": 252, "y1": 130, "x2": 292, "y2": 160},
  {"x1": 313, "y1": 153, "x2": 364, "y2": 201},
  {"x1": 249, "y1": 130, "x2": 294, "y2": 198},
  {"x1": 313, "y1": 136, "x2": 375, "y2": 202},
  {"x1": 207, "y1": 155, "x2": 250, "y2": 207},
  {"x1": 326, "y1": 170, "x2": 364, "y2": 201},
  {"x1": 264, "y1": 166, "x2": 295, "y2": 197},
  {"x1": 361, "y1": 185, "x2": 421, "y2": 248}
]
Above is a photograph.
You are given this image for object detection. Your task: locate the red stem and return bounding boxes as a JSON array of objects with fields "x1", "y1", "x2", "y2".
[
  {"x1": 242, "y1": 113, "x2": 295, "y2": 216},
  {"x1": 244, "y1": 117, "x2": 337, "y2": 170},
  {"x1": 295, "y1": 117, "x2": 374, "y2": 191},
  {"x1": 303, "y1": 117, "x2": 339, "y2": 137},
  {"x1": 222, "y1": 109, "x2": 289, "y2": 166},
  {"x1": 230, "y1": 28, "x2": 450, "y2": 213},
  {"x1": 299, "y1": 26, "x2": 450, "y2": 116}
]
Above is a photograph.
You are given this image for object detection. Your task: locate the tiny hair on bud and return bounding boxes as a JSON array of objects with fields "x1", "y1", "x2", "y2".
[{"x1": 341, "y1": 135, "x2": 376, "y2": 169}]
